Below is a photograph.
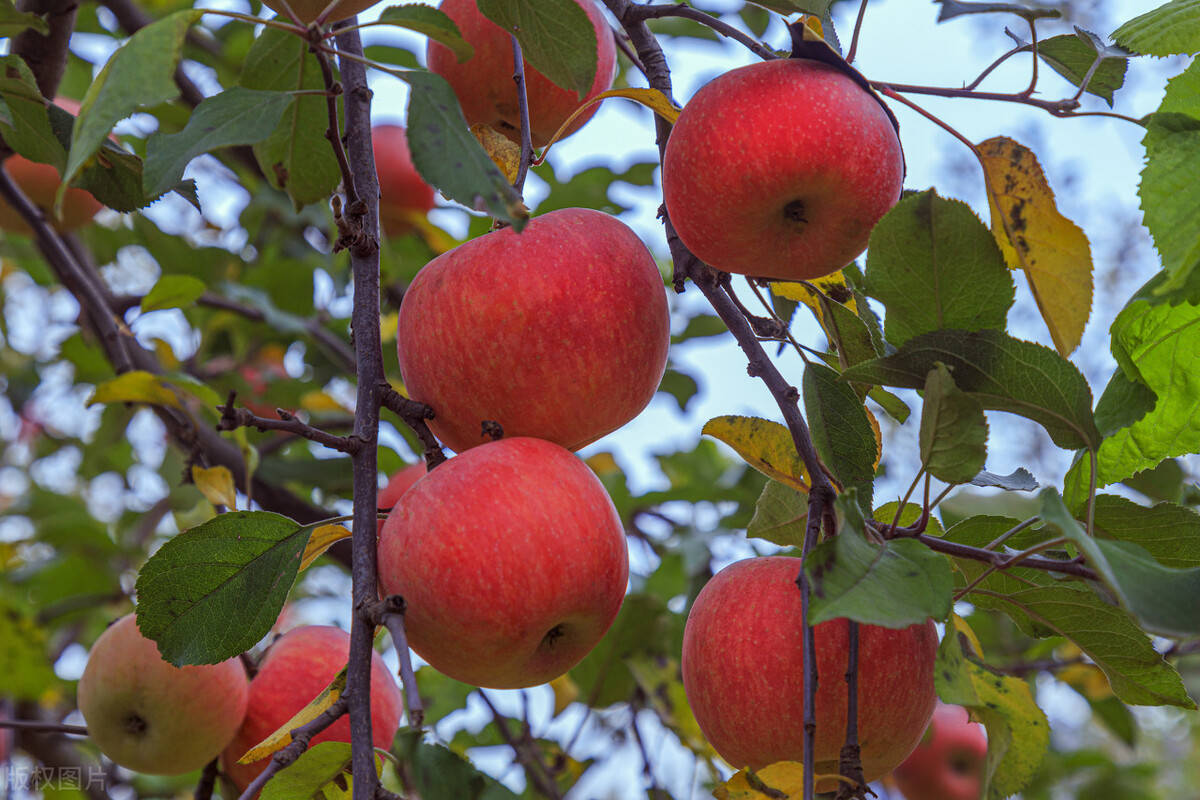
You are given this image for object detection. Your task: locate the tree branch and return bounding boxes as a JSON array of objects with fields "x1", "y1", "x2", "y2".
[
  {"x1": 235, "y1": 696, "x2": 349, "y2": 800},
  {"x1": 217, "y1": 399, "x2": 362, "y2": 454}
]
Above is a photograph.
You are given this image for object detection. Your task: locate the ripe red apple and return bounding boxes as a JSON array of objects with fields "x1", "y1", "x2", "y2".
[
  {"x1": 426, "y1": 0, "x2": 617, "y2": 146},
  {"x1": 892, "y1": 703, "x2": 987, "y2": 800},
  {"x1": 377, "y1": 436, "x2": 628, "y2": 689},
  {"x1": 221, "y1": 625, "x2": 404, "y2": 792},
  {"x1": 0, "y1": 98, "x2": 104, "y2": 234},
  {"x1": 681, "y1": 557, "x2": 937, "y2": 791},
  {"x1": 260, "y1": 0, "x2": 379, "y2": 24},
  {"x1": 396, "y1": 207, "x2": 669, "y2": 453},
  {"x1": 373, "y1": 124, "x2": 436, "y2": 237},
  {"x1": 662, "y1": 59, "x2": 904, "y2": 281},
  {"x1": 375, "y1": 462, "x2": 425, "y2": 536},
  {"x1": 76, "y1": 614, "x2": 249, "y2": 775}
]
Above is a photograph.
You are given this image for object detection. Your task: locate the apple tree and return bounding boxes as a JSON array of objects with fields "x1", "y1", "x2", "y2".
[{"x1": 0, "y1": 0, "x2": 1198, "y2": 798}]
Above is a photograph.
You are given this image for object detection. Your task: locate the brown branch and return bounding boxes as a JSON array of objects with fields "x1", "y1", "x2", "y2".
[
  {"x1": 380, "y1": 386, "x2": 446, "y2": 469},
  {"x1": 12, "y1": 0, "x2": 77, "y2": 98},
  {"x1": 235, "y1": 696, "x2": 349, "y2": 800},
  {"x1": 218, "y1": 397, "x2": 362, "y2": 454},
  {"x1": 478, "y1": 692, "x2": 564, "y2": 800},
  {"x1": 0, "y1": 719, "x2": 89, "y2": 736},
  {"x1": 835, "y1": 622, "x2": 867, "y2": 800},
  {"x1": 196, "y1": 292, "x2": 356, "y2": 371},
  {"x1": 194, "y1": 757, "x2": 220, "y2": 800},
  {"x1": 510, "y1": 33, "x2": 535, "y2": 193},
  {"x1": 626, "y1": 2, "x2": 777, "y2": 62},
  {"x1": 370, "y1": 595, "x2": 425, "y2": 729}
]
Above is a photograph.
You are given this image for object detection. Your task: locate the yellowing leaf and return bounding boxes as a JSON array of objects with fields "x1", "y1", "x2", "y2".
[
  {"x1": 585, "y1": 451, "x2": 620, "y2": 477},
  {"x1": 380, "y1": 311, "x2": 399, "y2": 344},
  {"x1": 300, "y1": 390, "x2": 345, "y2": 413},
  {"x1": 393, "y1": 211, "x2": 459, "y2": 254},
  {"x1": 300, "y1": 524, "x2": 352, "y2": 570},
  {"x1": 770, "y1": 271, "x2": 859, "y2": 323},
  {"x1": 950, "y1": 612, "x2": 986, "y2": 660},
  {"x1": 978, "y1": 136, "x2": 1093, "y2": 356},
  {"x1": 471, "y1": 122, "x2": 522, "y2": 184},
  {"x1": 238, "y1": 668, "x2": 347, "y2": 764},
  {"x1": 549, "y1": 673, "x2": 579, "y2": 716},
  {"x1": 150, "y1": 337, "x2": 180, "y2": 370},
  {"x1": 88, "y1": 370, "x2": 183, "y2": 409},
  {"x1": 702, "y1": 416, "x2": 810, "y2": 491},
  {"x1": 539, "y1": 88, "x2": 680, "y2": 163},
  {"x1": 799, "y1": 14, "x2": 824, "y2": 38},
  {"x1": 191, "y1": 465, "x2": 236, "y2": 510},
  {"x1": 715, "y1": 762, "x2": 837, "y2": 799},
  {"x1": 866, "y1": 407, "x2": 882, "y2": 470},
  {"x1": 1059, "y1": 663, "x2": 1114, "y2": 700}
]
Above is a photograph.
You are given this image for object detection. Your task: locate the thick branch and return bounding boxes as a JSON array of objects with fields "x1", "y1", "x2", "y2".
[{"x1": 12, "y1": 0, "x2": 78, "y2": 98}]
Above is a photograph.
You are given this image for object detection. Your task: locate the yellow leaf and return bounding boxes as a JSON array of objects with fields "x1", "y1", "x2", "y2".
[
  {"x1": 300, "y1": 524, "x2": 352, "y2": 570},
  {"x1": 300, "y1": 390, "x2": 346, "y2": 413},
  {"x1": 866, "y1": 407, "x2": 882, "y2": 470},
  {"x1": 190, "y1": 465, "x2": 236, "y2": 510},
  {"x1": 715, "y1": 762, "x2": 820, "y2": 799},
  {"x1": 380, "y1": 311, "x2": 399, "y2": 344},
  {"x1": 471, "y1": 123, "x2": 522, "y2": 184},
  {"x1": 238, "y1": 668, "x2": 347, "y2": 764},
  {"x1": 799, "y1": 14, "x2": 824, "y2": 38},
  {"x1": 978, "y1": 137, "x2": 1093, "y2": 356},
  {"x1": 950, "y1": 612, "x2": 986, "y2": 659},
  {"x1": 539, "y1": 88, "x2": 681, "y2": 163},
  {"x1": 392, "y1": 211, "x2": 459, "y2": 254},
  {"x1": 1058, "y1": 663, "x2": 1114, "y2": 700},
  {"x1": 702, "y1": 416, "x2": 810, "y2": 491},
  {"x1": 87, "y1": 370, "x2": 183, "y2": 409},
  {"x1": 150, "y1": 337, "x2": 180, "y2": 370},
  {"x1": 769, "y1": 271, "x2": 858, "y2": 324},
  {"x1": 585, "y1": 451, "x2": 620, "y2": 478},
  {"x1": 549, "y1": 673, "x2": 579, "y2": 716}
]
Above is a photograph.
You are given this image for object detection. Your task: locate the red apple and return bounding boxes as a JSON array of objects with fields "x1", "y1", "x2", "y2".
[
  {"x1": 76, "y1": 614, "x2": 249, "y2": 775},
  {"x1": 396, "y1": 207, "x2": 669, "y2": 454},
  {"x1": 426, "y1": 0, "x2": 617, "y2": 146},
  {"x1": 373, "y1": 124, "x2": 436, "y2": 237},
  {"x1": 221, "y1": 625, "x2": 404, "y2": 792},
  {"x1": 893, "y1": 703, "x2": 987, "y2": 800},
  {"x1": 375, "y1": 462, "x2": 425, "y2": 536},
  {"x1": 662, "y1": 58, "x2": 904, "y2": 281},
  {"x1": 681, "y1": 557, "x2": 937, "y2": 791},
  {"x1": 260, "y1": 0, "x2": 379, "y2": 24},
  {"x1": 377, "y1": 437, "x2": 628, "y2": 689},
  {"x1": 0, "y1": 98, "x2": 104, "y2": 234}
]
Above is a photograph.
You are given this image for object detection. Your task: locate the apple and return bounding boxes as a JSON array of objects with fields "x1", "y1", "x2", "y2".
[
  {"x1": 426, "y1": 0, "x2": 617, "y2": 146},
  {"x1": 892, "y1": 703, "x2": 987, "y2": 800},
  {"x1": 377, "y1": 436, "x2": 628, "y2": 689},
  {"x1": 375, "y1": 462, "x2": 425, "y2": 536},
  {"x1": 221, "y1": 625, "x2": 404, "y2": 792},
  {"x1": 681, "y1": 556, "x2": 937, "y2": 791},
  {"x1": 373, "y1": 124, "x2": 436, "y2": 237},
  {"x1": 239, "y1": 348, "x2": 290, "y2": 418},
  {"x1": 76, "y1": 614, "x2": 249, "y2": 775},
  {"x1": 396, "y1": 207, "x2": 669, "y2": 453},
  {"x1": 260, "y1": 0, "x2": 379, "y2": 24},
  {"x1": 662, "y1": 58, "x2": 904, "y2": 281},
  {"x1": 0, "y1": 98, "x2": 104, "y2": 234}
]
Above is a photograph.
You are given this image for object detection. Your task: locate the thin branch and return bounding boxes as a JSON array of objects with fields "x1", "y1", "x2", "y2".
[
  {"x1": 964, "y1": 44, "x2": 1023, "y2": 90},
  {"x1": 197, "y1": 292, "x2": 356, "y2": 371},
  {"x1": 478, "y1": 692, "x2": 564, "y2": 800},
  {"x1": 380, "y1": 385, "x2": 446, "y2": 469},
  {"x1": 371, "y1": 595, "x2": 425, "y2": 729},
  {"x1": 236, "y1": 697, "x2": 349, "y2": 800},
  {"x1": 911, "y1": 532, "x2": 1098, "y2": 581},
  {"x1": 626, "y1": 2, "x2": 777, "y2": 62},
  {"x1": 194, "y1": 758, "x2": 220, "y2": 800},
  {"x1": 0, "y1": 719, "x2": 89, "y2": 736},
  {"x1": 953, "y1": 536, "x2": 1070, "y2": 602},
  {"x1": 834, "y1": 622, "x2": 865, "y2": 800},
  {"x1": 845, "y1": 0, "x2": 869, "y2": 64},
  {"x1": 1021, "y1": 18, "x2": 1040, "y2": 97},
  {"x1": 510, "y1": 33, "x2": 535, "y2": 193},
  {"x1": 217, "y1": 398, "x2": 362, "y2": 453}
]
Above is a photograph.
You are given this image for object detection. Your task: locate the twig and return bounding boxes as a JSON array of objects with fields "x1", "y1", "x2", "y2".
[
  {"x1": 478, "y1": 692, "x2": 564, "y2": 800},
  {"x1": 909, "y1": 532, "x2": 1098, "y2": 581},
  {"x1": 964, "y1": 44, "x2": 1024, "y2": 90},
  {"x1": 845, "y1": 0, "x2": 869, "y2": 64},
  {"x1": 626, "y1": 2, "x2": 777, "y2": 62},
  {"x1": 195, "y1": 758, "x2": 219, "y2": 800},
  {"x1": 197, "y1": 292, "x2": 356, "y2": 371},
  {"x1": 834, "y1": 622, "x2": 865, "y2": 800},
  {"x1": 217, "y1": 398, "x2": 361, "y2": 453},
  {"x1": 380, "y1": 386, "x2": 446, "y2": 469},
  {"x1": 372, "y1": 595, "x2": 424, "y2": 729},
  {"x1": 236, "y1": 697, "x2": 349, "y2": 800},
  {"x1": 510, "y1": 33, "x2": 534, "y2": 193},
  {"x1": 0, "y1": 719, "x2": 88, "y2": 736},
  {"x1": 1021, "y1": 18, "x2": 1040, "y2": 97},
  {"x1": 952, "y1": 536, "x2": 1070, "y2": 602}
]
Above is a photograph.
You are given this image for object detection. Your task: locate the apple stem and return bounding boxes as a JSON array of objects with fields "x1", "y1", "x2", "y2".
[{"x1": 509, "y1": 33, "x2": 535, "y2": 194}]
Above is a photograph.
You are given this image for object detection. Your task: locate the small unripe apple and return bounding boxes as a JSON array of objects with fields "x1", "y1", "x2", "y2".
[
  {"x1": 681, "y1": 557, "x2": 937, "y2": 791},
  {"x1": 893, "y1": 703, "x2": 987, "y2": 800},
  {"x1": 0, "y1": 98, "x2": 104, "y2": 234},
  {"x1": 396, "y1": 207, "x2": 669, "y2": 453},
  {"x1": 76, "y1": 614, "x2": 249, "y2": 775},
  {"x1": 378, "y1": 437, "x2": 629, "y2": 689},
  {"x1": 663, "y1": 59, "x2": 904, "y2": 281},
  {"x1": 260, "y1": 0, "x2": 379, "y2": 24},
  {"x1": 372, "y1": 125, "x2": 436, "y2": 237},
  {"x1": 426, "y1": 0, "x2": 617, "y2": 146},
  {"x1": 221, "y1": 625, "x2": 404, "y2": 792}
]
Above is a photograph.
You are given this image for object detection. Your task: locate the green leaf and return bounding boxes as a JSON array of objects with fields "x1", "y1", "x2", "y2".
[
  {"x1": 412, "y1": 667, "x2": 475, "y2": 725},
  {"x1": 935, "y1": 0, "x2": 1060, "y2": 21},
  {"x1": 377, "y1": 4, "x2": 474, "y2": 62},
  {"x1": 946, "y1": 514, "x2": 1196, "y2": 708},
  {"x1": 1114, "y1": 0, "x2": 1200, "y2": 56},
  {"x1": 568, "y1": 593, "x2": 681, "y2": 708},
  {"x1": 533, "y1": 159, "x2": 658, "y2": 216},
  {"x1": 1093, "y1": 368, "x2": 1156, "y2": 437},
  {"x1": 66, "y1": 9, "x2": 201, "y2": 189},
  {"x1": 1092, "y1": 495, "x2": 1200, "y2": 568},
  {"x1": 805, "y1": 521, "x2": 953, "y2": 627},
  {"x1": 935, "y1": 625, "x2": 1050, "y2": 800},
  {"x1": 1008, "y1": 29, "x2": 1129, "y2": 106},
  {"x1": 1041, "y1": 489, "x2": 1200, "y2": 639},
  {"x1": 144, "y1": 87, "x2": 296, "y2": 198},
  {"x1": 657, "y1": 367, "x2": 699, "y2": 412},
  {"x1": 1140, "y1": 62, "x2": 1200, "y2": 294},
  {"x1": 865, "y1": 190, "x2": 1014, "y2": 346},
  {"x1": 400, "y1": 70, "x2": 527, "y2": 228},
  {"x1": 0, "y1": 0, "x2": 49, "y2": 36},
  {"x1": 0, "y1": 57, "x2": 67, "y2": 166},
  {"x1": 748, "y1": 0, "x2": 833, "y2": 15},
  {"x1": 140, "y1": 274, "x2": 207, "y2": 313},
  {"x1": 0, "y1": 596, "x2": 62, "y2": 700},
  {"x1": 803, "y1": 362, "x2": 876, "y2": 494},
  {"x1": 393, "y1": 729, "x2": 520, "y2": 799},
  {"x1": 746, "y1": 479, "x2": 809, "y2": 548},
  {"x1": 919, "y1": 362, "x2": 988, "y2": 484},
  {"x1": 1094, "y1": 292, "x2": 1200, "y2": 484},
  {"x1": 239, "y1": 28, "x2": 341, "y2": 210},
  {"x1": 476, "y1": 0, "x2": 597, "y2": 97},
  {"x1": 88, "y1": 371, "x2": 184, "y2": 409},
  {"x1": 259, "y1": 742, "x2": 355, "y2": 800},
  {"x1": 671, "y1": 313, "x2": 727, "y2": 343},
  {"x1": 135, "y1": 510, "x2": 310, "y2": 665},
  {"x1": 841, "y1": 329, "x2": 1100, "y2": 452}
]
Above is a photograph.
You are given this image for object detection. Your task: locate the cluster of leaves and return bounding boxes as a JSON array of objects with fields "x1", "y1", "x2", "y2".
[{"x1": 1, "y1": 0, "x2": 1200, "y2": 798}]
